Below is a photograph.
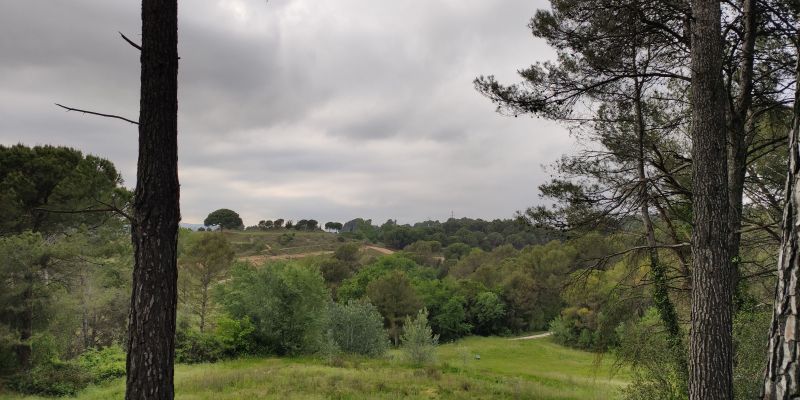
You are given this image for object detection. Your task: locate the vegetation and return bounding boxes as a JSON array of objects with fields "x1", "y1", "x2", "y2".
[
  {"x1": 204, "y1": 209, "x2": 244, "y2": 230},
  {"x1": 0, "y1": 336, "x2": 626, "y2": 400}
]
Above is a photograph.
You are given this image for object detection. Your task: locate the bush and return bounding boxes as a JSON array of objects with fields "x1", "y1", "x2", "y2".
[
  {"x1": 76, "y1": 345, "x2": 126, "y2": 381},
  {"x1": 217, "y1": 262, "x2": 329, "y2": 355},
  {"x1": 175, "y1": 315, "x2": 256, "y2": 363},
  {"x1": 401, "y1": 308, "x2": 439, "y2": 366},
  {"x1": 9, "y1": 360, "x2": 93, "y2": 396},
  {"x1": 617, "y1": 309, "x2": 687, "y2": 400},
  {"x1": 278, "y1": 233, "x2": 295, "y2": 245},
  {"x1": 327, "y1": 299, "x2": 388, "y2": 357},
  {"x1": 175, "y1": 329, "x2": 227, "y2": 363}
]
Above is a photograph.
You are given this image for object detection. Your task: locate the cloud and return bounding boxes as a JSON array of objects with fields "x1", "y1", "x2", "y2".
[{"x1": 0, "y1": 0, "x2": 572, "y2": 225}]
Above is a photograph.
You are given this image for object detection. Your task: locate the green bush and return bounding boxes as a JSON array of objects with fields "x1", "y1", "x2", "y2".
[
  {"x1": 175, "y1": 315, "x2": 256, "y2": 363},
  {"x1": 9, "y1": 360, "x2": 93, "y2": 396},
  {"x1": 176, "y1": 329, "x2": 227, "y2": 363},
  {"x1": 217, "y1": 262, "x2": 329, "y2": 355},
  {"x1": 76, "y1": 345, "x2": 126, "y2": 381},
  {"x1": 401, "y1": 308, "x2": 439, "y2": 366},
  {"x1": 278, "y1": 233, "x2": 295, "y2": 245},
  {"x1": 327, "y1": 299, "x2": 388, "y2": 357}
]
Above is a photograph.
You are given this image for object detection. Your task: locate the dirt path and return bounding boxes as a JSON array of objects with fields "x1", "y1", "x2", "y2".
[
  {"x1": 509, "y1": 332, "x2": 553, "y2": 341},
  {"x1": 364, "y1": 245, "x2": 395, "y2": 255},
  {"x1": 239, "y1": 251, "x2": 334, "y2": 264}
]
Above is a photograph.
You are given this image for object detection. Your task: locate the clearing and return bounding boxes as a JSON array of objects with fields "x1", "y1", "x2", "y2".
[{"x1": 2, "y1": 336, "x2": 627, "y2": 400}]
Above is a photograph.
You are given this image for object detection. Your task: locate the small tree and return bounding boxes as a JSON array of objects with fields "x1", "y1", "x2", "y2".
[
  {"x1": 273, "y1": 219, "x2": 284, "y2": 229},
  {"x1": 327, "y1": 299, "x2": 388, "y2": 357},
  {"x1": 203, "y1": 209, "x2": 243, "y2": 230},
  {"x1": 178, "y1": 233, "x2": 235, "y2": 333},
  {"x1": 366, "y1": 271, "x2": 422, "y2": 345},
  {"x1": 401, "y1": 308, "x2": 439, "y2": 366}
]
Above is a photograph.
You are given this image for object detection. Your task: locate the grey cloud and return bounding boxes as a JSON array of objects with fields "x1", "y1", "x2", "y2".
[{"x1": 1, "y1": 0, "x2": 572, "y2": 226}]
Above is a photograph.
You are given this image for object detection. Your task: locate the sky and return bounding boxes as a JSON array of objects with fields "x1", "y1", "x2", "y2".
[{"x1": 0, "y1": 0, "x2": 573, "y2": 226}]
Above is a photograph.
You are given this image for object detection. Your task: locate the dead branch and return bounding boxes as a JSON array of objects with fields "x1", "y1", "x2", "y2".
[{"x1": 55, "y1": 103, "x2": 139, "y2": 125}]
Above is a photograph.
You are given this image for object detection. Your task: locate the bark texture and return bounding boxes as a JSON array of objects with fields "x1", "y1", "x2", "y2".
[
  {"x1": 762, "y1": 43, "x2": 800, "y2": 400},
  {"x1": 125, "y1": 1, "x2": 180, "y2": 399},
  {"x1": 688, "y1": 0, "x2": 734, "y2": 399}
]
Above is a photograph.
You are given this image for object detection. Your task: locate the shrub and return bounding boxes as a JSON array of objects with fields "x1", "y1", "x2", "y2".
[
  {"x1": 278, "y1": 233, "x2": 295, "y2": 245},
  {"x1": 9, "y1": 360, "x2": 93, "y2": 396},
  {"x1": 327, "y1": 299, "x2": 388, "y2": 357},
  {"x1": 176, "y1": 329, "x2": 227, "y2": 363},
  {"x1": 401, "y1": 308, "x2": 439, "y2": 366},
  {"x1": 218, "y1": 262, "x2": 329, "y2": 355},
  {"x1": 76, "y1": 345, "x2": 126, "y2": 381}
]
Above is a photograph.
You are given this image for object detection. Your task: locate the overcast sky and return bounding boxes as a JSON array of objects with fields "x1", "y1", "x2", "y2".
[{"x1": 1, "y1": 0, "x2": 572, "y2": 226}]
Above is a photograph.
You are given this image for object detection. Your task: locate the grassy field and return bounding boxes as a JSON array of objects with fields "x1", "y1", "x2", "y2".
[
  {"x1": 1, "y1": 336, "x2": 628, "y2": 400},
  {"x1": 222, "y1": 230, "x2": 351, "y2": 258}
]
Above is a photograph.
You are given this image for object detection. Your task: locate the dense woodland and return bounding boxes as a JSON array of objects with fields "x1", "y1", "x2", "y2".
[{"x1": 2, "y1": 0, "x2": 800, "y2": 399}]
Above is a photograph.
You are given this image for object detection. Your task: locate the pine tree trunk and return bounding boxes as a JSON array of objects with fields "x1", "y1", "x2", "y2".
[
  {"x1": 125, "y1": 1, "x2": 179, "y2": 399},
  {"x1": 688, "y1": 0, "x2": 734, "y2": 399},
  {"x1": 761, "y1": 42, "x2": 800, "y2": 400}
]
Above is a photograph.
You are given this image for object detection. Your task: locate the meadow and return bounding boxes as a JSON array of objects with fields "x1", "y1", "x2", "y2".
[{"x1": 1, "y1": 336, "x2": 627, "y2": 400}]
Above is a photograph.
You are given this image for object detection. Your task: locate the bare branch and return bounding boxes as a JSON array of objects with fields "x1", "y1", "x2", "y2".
[
  {"x1": 55, "y1": 103, "x2": 139, "y2": 125},
  {"x1": 119, "y1": 31, "x2": 142, "y2": 51}
]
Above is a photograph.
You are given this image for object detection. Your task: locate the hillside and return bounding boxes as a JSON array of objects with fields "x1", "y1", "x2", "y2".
[
  {"x1": 1, "y1": 336, "x2": 627, "y2": 400},
  {"x1": 221, "y1": 230, "x2": 396, "y2": 264}
]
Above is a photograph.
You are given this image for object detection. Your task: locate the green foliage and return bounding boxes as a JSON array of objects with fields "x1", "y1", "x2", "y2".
[
  {"x1": 443, "y1": 243, "x2": 471, "y2": 261},
  {"x1": 366, "y1": 271, "x2": 423, "y2": 345},
  {"x1": 469, "y1": 291, "x2": 506, "y2": 335},
  {"x1": 175, "y1": 315, "x2": 256, "y2": 364},
  {"x1": 431, "y1": 296, "x2": 472, "y2": 342},
  {"x1": 277, "y1": 232, "x2": 295, "y2": 245},
  {"x1": 326, "y1": 299, "x2": 388, "y2": 357},
  {"x1": 337, "y1": 255, "x2": 434, "y2": 302},
  {"x1": 0, "y1": 144, "x2": 127, "y2": 236},
  {"x1": 217, "y1": 262, "x2": 329, "y2": 355},
  {"x1": 733, "y1": 307, "x2": 772, "y2": 399},
  {"x1": 76, "y1": 345, "x2": 126, "y2": 382},
  {"x1": 401, "y1": 309, "x2": 439, "y2": 366},
  {"x1": 178, "y1": 232, "x2": 235, "y2": 332},
  {"x1": 617, "y1": 309, "x2": 687, "y2": 400},
  {"x1": 204, "y1": 208, "x2": 244, "y2": 230},
  {"x1": 8, "y1": 360, "x2": 93, "y2": 396}
]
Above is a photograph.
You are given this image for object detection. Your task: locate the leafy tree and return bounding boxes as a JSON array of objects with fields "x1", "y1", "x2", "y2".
[
  {"x1": 443, "y1": 243, "x2": 471, "y2": 261},
  {"x1": 326, "y1": 299, "x2": 388, "y2": 357},
  {"x1": 178, "y1": 233, "x2": 235, "y2": 333},
  {"x1": 217, "y1": 262, "x2": 329, "y2": 355},
  {"x1": 366, "y1": 271, "x2": 422, "y2": 345},
  {"x1": 324, "y1": 222, "x2": 343, "y2": 232},
  {"x1": 431, "y1": 296, "x2": 471, "y2": 342},
  {"x1": 400, "y1": 308, "x2": 438, "y2": 366},
  {"x1": 273, "y1": 218, "x2": 284, "y2": 229},
  {"x1": 0, "y1": 145, "x2": 128, "y2": 369},
  {"x1": 468, "y1": 292, "x2": 506, "y2": 336},
  {"x1": 257, "y1": 220, "x2": 273, "y2": 230},
  {"x1": 203, "y1": 209, "x2": 243, "y2": 230}
]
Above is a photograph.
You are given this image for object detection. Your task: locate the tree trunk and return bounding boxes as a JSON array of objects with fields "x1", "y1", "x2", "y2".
[
  {"x1": 761, "y1": 41, "x2": 800, "y2": 400},
  {"x1": 125, "y1": 1, "x2": 180, "y2": 399},
  {"x1": 688, "y1": 0, "x2": 734, "y2": 399},
  {"x1": 728, "y1": 0, "x2": 756, "y2": 309}
]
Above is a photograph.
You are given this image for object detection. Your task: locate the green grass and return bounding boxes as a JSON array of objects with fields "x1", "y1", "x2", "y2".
[
  {"x1": 0, "y1": 336, "x2": 628, "y2": 399},
  {"x1": 222, "y1": 230, "x2": 351, "y2": 257}
]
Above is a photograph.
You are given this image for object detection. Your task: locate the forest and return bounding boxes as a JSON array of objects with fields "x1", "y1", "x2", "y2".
[{"x1": 2, "y1": 0, "x2": 800, "y2": 399}]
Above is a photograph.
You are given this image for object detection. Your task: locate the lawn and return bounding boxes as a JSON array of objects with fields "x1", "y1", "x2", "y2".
[{"x1": 0, "y1": 336, "x2": 628, "y2": 400}]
